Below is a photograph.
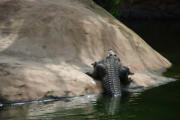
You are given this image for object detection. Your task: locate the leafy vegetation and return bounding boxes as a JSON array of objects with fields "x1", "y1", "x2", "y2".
[
  {"x1": 94, "y1": 0, "x2": 120, "y2": 18},
  {"x1": 93, "y1": 0, "x2": 133, "y2": 18}
]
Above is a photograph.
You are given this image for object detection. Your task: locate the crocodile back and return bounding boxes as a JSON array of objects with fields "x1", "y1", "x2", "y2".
[{"x1": 102, "y1": 56, "x2": 121, "y2": 97}]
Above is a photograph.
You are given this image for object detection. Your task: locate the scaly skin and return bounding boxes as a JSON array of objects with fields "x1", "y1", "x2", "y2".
[
  {"x1": 86, "y1": 50, "x2": 133, "y2": 97},
  {"x1": 87, "y1": 54, "x2": 133, "y2": 97},
  {"x1": 102, "y1": 56, "x2": 121, "y2": 96}
]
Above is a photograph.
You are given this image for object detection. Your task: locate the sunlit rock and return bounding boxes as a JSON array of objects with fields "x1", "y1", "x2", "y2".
[{"x1": 0, "y1": 0, "x2": 172, "y2": 103}]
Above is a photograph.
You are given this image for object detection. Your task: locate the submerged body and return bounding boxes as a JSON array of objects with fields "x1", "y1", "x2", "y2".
[{"x1": 87, "y1": 50, "x2": 133, "y2": 97}]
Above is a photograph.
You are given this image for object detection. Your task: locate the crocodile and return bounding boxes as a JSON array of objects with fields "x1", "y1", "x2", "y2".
[{"x1": 86, "y1": 49, "x2": 133, "y2": 97}]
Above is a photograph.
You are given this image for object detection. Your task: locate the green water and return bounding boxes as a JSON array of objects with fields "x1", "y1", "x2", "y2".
[{"x1": 0, "y1": 22, "x2": 180, "y2": 120}]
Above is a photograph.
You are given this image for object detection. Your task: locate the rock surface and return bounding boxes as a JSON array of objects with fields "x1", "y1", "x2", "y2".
[{"x1": 0, "y1": 0, "x2": 172, "y2": 103}]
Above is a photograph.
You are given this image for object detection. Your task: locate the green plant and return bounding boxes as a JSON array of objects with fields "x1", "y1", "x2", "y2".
[
  {"x1": 93, "y1": 0, "x2": 134, "y2": 18},
  {"x1": 94, "y1": 0, "x2": 120, "y2": 17}
]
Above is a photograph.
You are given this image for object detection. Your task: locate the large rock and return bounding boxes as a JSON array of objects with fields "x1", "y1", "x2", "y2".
[{"x1": 0, "y1": 0, "x2": 172, "y2": 103}]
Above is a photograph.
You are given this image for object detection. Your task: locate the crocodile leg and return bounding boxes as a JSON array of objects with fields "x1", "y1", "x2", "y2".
[
  {"x1": 118, "y1": 66, "x2": 132, "y2": 85},
  {"x1": 86, "y1": 63, "x2": 106, "y2": 80}
]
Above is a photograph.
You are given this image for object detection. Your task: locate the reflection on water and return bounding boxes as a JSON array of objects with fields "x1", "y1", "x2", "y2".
[
  {"x1": 0, "y1": 93, "x2": 140, "y2": 120},
  {"x1": 0, "y1": 95, "x2": 98, "y2": 120},
  {"x1": 0, "y1": 81, "x2": 178, "y2": 120},
  {"x1": 96, "y1": 96, "x2": 121, "y2": 116},
  {"x1": 1, "y1": 80, "x2": 179, "y2": 120}
]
